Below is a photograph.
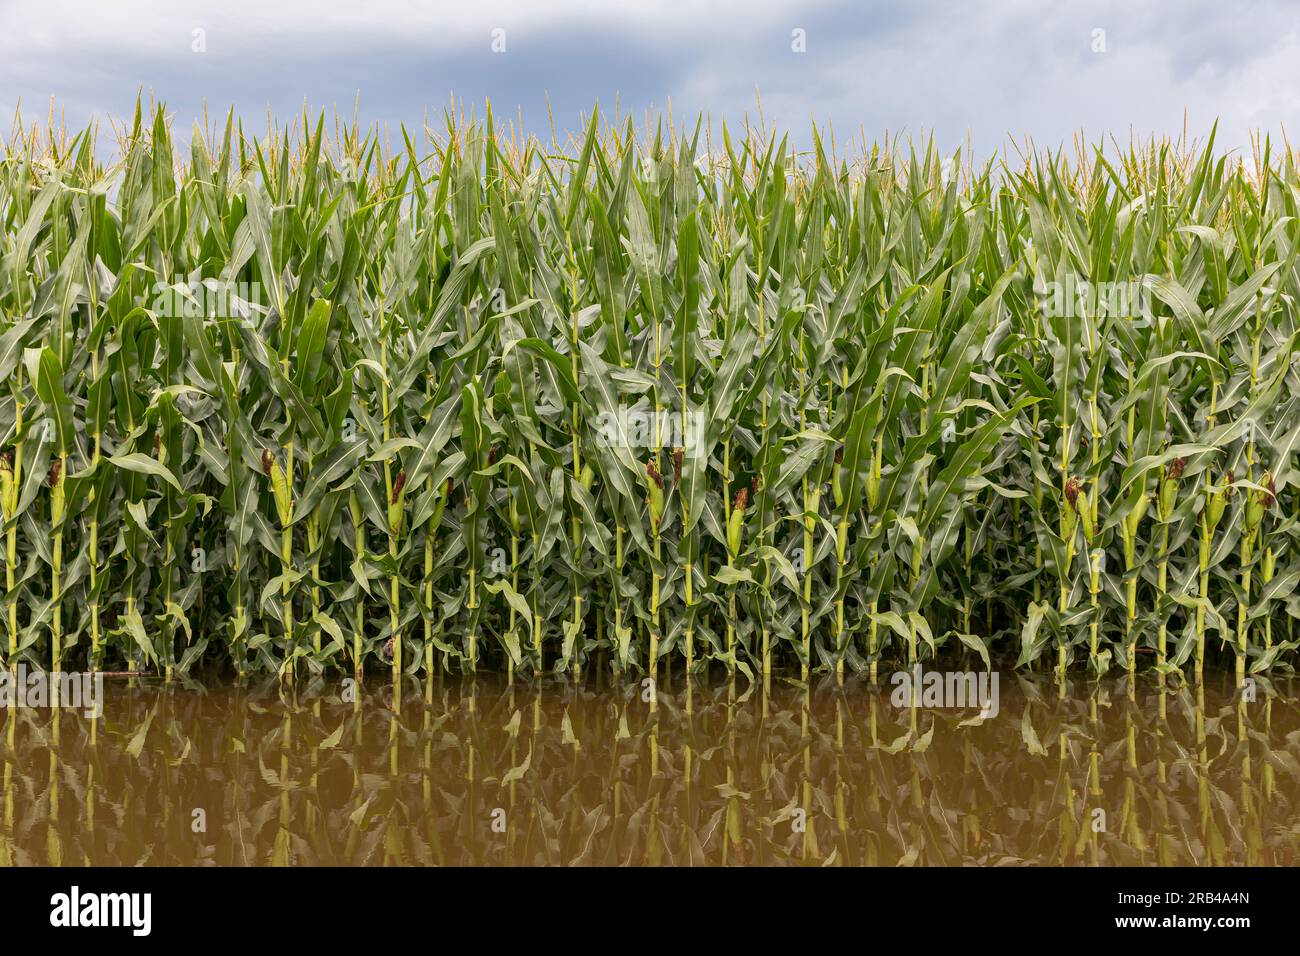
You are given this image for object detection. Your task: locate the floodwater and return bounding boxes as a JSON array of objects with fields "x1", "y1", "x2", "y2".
[{"x1": 1, "y1": 668, "x2": 1297, "y2": 866}]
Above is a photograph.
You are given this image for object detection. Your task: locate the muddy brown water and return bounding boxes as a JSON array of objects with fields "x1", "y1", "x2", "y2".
[{"x1": 1, "y1": 669, "x2": 1297, "y2": 865}]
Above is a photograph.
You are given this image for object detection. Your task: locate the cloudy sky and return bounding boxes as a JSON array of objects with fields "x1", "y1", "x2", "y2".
[{"x1": 2, "y1": 0, "x2": 1298, "y2": 157}]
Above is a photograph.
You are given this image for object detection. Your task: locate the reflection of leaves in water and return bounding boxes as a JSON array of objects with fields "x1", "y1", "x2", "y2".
[{"x1": 0, "y1": 674, "x2": 1296, "y2": 865}]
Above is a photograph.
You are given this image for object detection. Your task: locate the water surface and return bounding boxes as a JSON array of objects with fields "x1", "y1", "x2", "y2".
[{"x1": 2, "y1": 670, "x2": 1296, "y2": 865}]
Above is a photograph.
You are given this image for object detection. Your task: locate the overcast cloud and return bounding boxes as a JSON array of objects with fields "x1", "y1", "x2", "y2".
[{"x1": 2, "y1": 0, "x2": 1297, "y2": 156}]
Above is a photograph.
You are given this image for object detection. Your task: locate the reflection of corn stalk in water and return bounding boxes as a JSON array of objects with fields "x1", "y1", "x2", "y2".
[{"x1": 1, "y1": 676, "x2": 1294, "y2": 865}]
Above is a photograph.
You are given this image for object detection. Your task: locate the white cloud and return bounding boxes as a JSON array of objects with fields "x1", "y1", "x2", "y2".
[
  {"x1": 2, "y1": 0, "x2": 1297, "y2": 155},
  {"x1": 0, "y1": 1, "x2": 824, "y2": 55}
]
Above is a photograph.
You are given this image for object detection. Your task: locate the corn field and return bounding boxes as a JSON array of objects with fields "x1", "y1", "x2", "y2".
[{"x1": 2, "y1": 103, "x2": 1300, "y2": 682}]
